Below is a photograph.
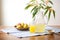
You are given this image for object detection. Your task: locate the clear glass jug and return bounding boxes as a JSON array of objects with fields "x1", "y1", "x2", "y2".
[{"x1": 29, "y1": 11, "x2": 46, "y2": 33}]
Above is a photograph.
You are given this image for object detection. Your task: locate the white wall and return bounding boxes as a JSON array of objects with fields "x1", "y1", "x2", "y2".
[
  {"x1": 48, "y1": 0, "x2": 60, "y2": 25},
  {"x1": 2, "y1": 0, "x2": 60, "y2": 26},
  {"x1": 2, "y1": 0, "x2": 32, "y2": 26}
]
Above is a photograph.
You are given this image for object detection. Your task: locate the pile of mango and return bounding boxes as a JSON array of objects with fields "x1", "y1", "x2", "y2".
[{"x1": 14, "y1": 23, "x2": 29, "y2": 30}]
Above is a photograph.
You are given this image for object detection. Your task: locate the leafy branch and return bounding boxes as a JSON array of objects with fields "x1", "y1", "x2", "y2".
[{"x1": 25, "y1": 0, "x2": 55, "y2": 22}]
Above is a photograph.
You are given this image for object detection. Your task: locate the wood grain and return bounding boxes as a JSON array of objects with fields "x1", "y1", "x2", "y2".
[{"x1": 0, "y1": 26, "x2": 60, "y2": 40}]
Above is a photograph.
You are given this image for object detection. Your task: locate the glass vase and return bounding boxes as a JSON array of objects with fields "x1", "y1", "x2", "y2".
[{"x1": 29, "y1": 11, "x2": 46, "y2": 33}]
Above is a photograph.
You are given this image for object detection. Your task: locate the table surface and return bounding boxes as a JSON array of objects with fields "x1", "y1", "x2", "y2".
[{"x1": 0, "y1": 26, "x2": 60, "y2": 40}]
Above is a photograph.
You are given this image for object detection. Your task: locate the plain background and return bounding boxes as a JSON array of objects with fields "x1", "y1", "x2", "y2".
[{"x1": 0, "y1": 0, "x2": 60, "y2": 26}]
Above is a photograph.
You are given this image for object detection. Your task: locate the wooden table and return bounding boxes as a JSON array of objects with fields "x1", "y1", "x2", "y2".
[{"x1": 0, "y1": 26, "x2": 60, "y2": 40}]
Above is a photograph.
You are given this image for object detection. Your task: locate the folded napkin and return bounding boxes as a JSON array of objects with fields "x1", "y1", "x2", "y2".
[{"x1": 1, "y1": 26, "x2": 60, "y2": 38}]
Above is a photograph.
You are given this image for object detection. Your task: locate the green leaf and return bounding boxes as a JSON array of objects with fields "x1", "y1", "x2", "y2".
[
  {"x1": 30, "y1": 0, "x2": 35, "y2": 2},
  {"x1": 45, "y1": 6, "x2": 52, "y2": 9},
  {"x1": 53, "y1": 10, "x2": 55, "y2": 18},
  {"x1": 44, "y1": 9, "x2": 48, "y2": 16},
  {"x1": 42, "y1": 4, "x2": 46, "y2": 6},
  {"x1": 31, "y1": 6, "x2": 37, "y2": 12},
  {"x1": 32, "y1": 8, "x2": 38, "y2": 18},
  {"x1": 41, "y1": 6, "x2": 44, "y2": 9},
  {"x1": 39, "y1": 4, "x2": 44, "y2": 9},
  {"x1": 49, "y1": 1, "x2": 53, "y2": 5},
  {"x1": 25, "y1": 4, "x2": 33, "y2": 9},
  {"x1": 48, "y1": 10, "x2": 51, "y2": 21},
  {"x1": 41, "y1": 0, "x2": 44, "y2": 2},
  {"x1": 38, "y1": 5, "x2": 42, "y2": 11}
]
